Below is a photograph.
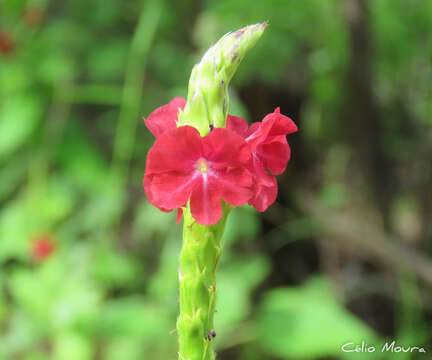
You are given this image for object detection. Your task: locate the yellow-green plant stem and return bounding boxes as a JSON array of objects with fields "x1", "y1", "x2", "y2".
[{"x1": 177, "y1": 205, "x2": 230, "y2": 360}]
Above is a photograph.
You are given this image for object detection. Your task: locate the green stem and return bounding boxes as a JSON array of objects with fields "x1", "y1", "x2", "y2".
[
  {"x1": 177, "y1": 205, "x2": 230, "y2": 360},
  {"x1": 176, "y1": 23, "x2": 267, "y2": 360},
  {"x1": 111, "y1": 0, "x2": 162, "y2": 180}
]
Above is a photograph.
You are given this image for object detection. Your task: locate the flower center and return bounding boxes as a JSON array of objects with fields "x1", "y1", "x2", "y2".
[{"x1": 195, "y1": 158, "x2": 209, "y2": 173}]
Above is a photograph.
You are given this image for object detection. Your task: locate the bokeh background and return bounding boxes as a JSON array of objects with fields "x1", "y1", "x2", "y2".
[{"x1": 1, "y1": 0, "x2": 431, "y2": 359}]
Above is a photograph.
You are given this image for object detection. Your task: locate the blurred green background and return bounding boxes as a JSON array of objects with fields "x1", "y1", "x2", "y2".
[{"x1": 0, "y1": 0, "x2": 431, "y2": 359}]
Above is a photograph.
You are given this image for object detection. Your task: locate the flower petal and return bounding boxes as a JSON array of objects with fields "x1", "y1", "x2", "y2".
[
  {"x1": 227, "y1": 114, "x2": 249, "y2": 137},
  {"x1": 257, "y1": 141, "x2": 291, "y2": 175},
  {"x1": 249, "y1": 176, "x2": 278, "y2": 212},
  {"x1": 249, "y1": 159, "x2": 278, "y2": 212},
  {"x1": 245, "y1": 122, "x2": 260, "y2": 138},
  {"x1": 263, "y1": 108, "x2": 298, "y2": 138},
  {"x1": 145, "y1": 126, "x2": 202, "y2": 174},
  {"x1": 144, "y1": 171, "x2": 199, "y2": 210},
  {"x1": 210, "y1": 167, "x2": 253, "y2": 206},
  {"x1": 190, "y1": 175, "x2": 222, "y2": 225},
  {"x1": 144, "y1": 178, "x2": 172, "y2": 213},
  {"x1": 202, "y1": 128, "x2": 251, "y2": 168},
  {"x1": 246, "y1": 109, "x2": 297, "y2": 149},
  {"x1": 143, "y1": 97, "x2": 186, "y2": 138}
]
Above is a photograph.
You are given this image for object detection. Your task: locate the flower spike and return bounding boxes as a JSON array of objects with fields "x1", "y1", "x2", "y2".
[{"x1": 141, "y1": 23, "x2": 297, "y2": 360}]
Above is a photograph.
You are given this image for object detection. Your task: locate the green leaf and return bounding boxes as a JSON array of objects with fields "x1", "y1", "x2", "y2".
[
  {"x1": 97, "y1": 297, "x2": 172, "y2": 339},
  {"x1": 0, "y1": 200, "x2": 33, "y2": 261},
  {"x1": 257, "y1": 276, "x2": 378, "y2": 359},
  {"x1": 133, "y1": 201, "x2": 176, "y2": 237},
  {"x1": 58, "y1": 123, "x2": 108, "y2": 192},
  {"x1": 223, "y1": 206, "x2": 260, "y2": 247},
  {"x1": 0, "y1": 95, "x2": 42, "y2": 159},
  {"x1": 216, "y1": 256, "x2": 270, "y2": 332},
  {"x1": 87, "y1": 39, "x2": 128, "y2": 82},
  {"x1": 105, "y1": 338, "x2": 142, "y2": 360},
  {"x1": 91, "y1": 243, "x2": 139, "y2": 288},
  {"x1": 53, "y1": 333, "x2": 93, "y2": 360},
  {"x1": 9, "y1": 247, "x2": 101, "y2": 332}
]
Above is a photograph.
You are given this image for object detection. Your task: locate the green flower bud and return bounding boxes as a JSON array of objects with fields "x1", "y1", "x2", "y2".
[{"x1": 178, "y1": 22, "x2": 267, "y2": 135}]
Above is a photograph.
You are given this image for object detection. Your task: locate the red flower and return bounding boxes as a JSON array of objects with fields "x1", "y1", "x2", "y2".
[
  {"x1": 144, "y1": 126, "x2": 253, "y2": 225},
  {"x1": 143, "y1": 98, "x2": 297, "y2": 223},
  {"x1": 31, "y1": 235, "x2": 56, "y2": 262},
  {"x1": 227, "y1": 108, "x2": 297, "y2": 211},
  {"x1": 0, "y1": 30, "x2": 15, "y2": 54}
]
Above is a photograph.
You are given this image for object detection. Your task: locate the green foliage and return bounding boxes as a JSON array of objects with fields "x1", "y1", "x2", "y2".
[
  {"x1": 0, "y1": 94, "x2": 42, "y2": 159},
  {"x1": 0, "y1": 0, "x2": 430, "y2": 359},
  {"x1": 257, "y1": 277, "x2": 378, "y2": 359},
  {"x1": 216, "y1": 256, "x2": 270, "y2": 333}
]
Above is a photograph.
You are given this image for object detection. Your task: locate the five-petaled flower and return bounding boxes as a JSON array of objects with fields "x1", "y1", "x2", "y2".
[
  {"x1": 144, "y1": 126, "x2": 253, "y2": 225},
  {"x1": 143, "y1": 97, "x2": 297, "y2": 225}
]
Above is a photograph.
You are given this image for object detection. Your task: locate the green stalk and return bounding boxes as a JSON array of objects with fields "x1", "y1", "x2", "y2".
[
  {"x1": 112, "y1": 0, "x2": 162, "y2": 179},
  {"x1": 176, "y1": 23, "x2": 267, "y2": 360},
  {"x1": 177, "y1": 205, "x2": 230, "y2": 360}
]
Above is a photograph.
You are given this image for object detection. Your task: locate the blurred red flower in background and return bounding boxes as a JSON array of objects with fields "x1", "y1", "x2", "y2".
[
  {"x1": 22, "y1": 6, "x2": 45, "y2": 28},
  {"x1": 31, "y1": 235, "x2": 56, "y2": 262},
  {"x1": 0, "y1": 30, "x2": 15, "y2": 54}
]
